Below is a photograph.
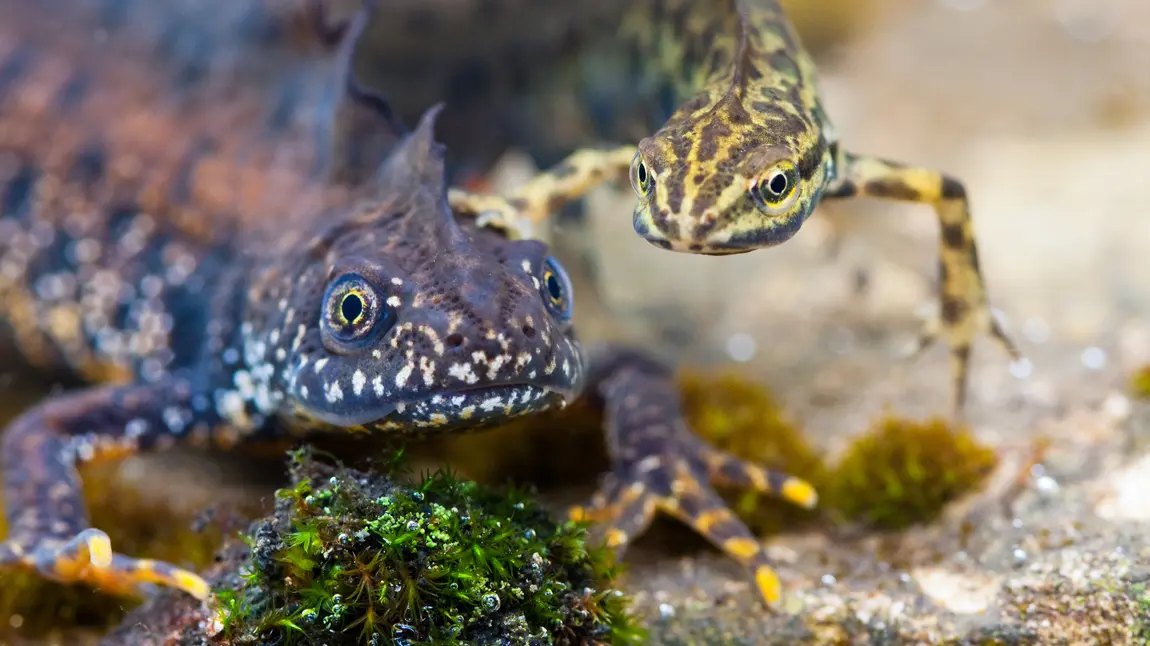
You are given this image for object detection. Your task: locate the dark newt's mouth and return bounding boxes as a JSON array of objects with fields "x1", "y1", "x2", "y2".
[{"x1": 303, "y1": 383, "x2": 576, "y2": 430}]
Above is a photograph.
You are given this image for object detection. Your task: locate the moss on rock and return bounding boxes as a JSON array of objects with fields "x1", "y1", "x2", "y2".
[
  {"x1": 213, "y1": 446, "x2": 643, "y2": 646},
  {"x1": 823, "y1": 414, "x2": 999, "y2": 530},
  {"x1": 1130, "y1": 365, "x2": 1150, "y2": 400}
]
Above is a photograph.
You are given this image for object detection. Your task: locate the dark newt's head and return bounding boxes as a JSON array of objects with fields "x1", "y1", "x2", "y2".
[
  {"x1": 628, "y1": 87, "x2": 835, "y2": 255},
  {"x1": 245, "y1": 106, "x2": 584, "y2": 434}
]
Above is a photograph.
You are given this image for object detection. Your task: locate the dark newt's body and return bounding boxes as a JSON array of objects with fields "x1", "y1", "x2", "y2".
[
  {"x1": 335, "y1": 0, "x2": 1021, "y2": 412},
  {"x1": 0, "y1": 0, "x2": 815, "y2": 608}
]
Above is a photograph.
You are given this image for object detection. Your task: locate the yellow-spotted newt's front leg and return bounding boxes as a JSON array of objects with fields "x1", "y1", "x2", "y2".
[
  {"x1": 448, "y1": 145, "x2": 636, "y2": 239},
  {"x1": 569, "y1": 347, "x2": 817, "y2": 607},
  {"x1": 0, "y1": 381, "x2": 212, "y2": 600},
  {"x1": 823, "y1": 152, "x2": 1021, "y2": 413}
]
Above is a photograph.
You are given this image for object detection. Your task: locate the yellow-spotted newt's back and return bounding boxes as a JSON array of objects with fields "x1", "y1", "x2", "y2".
[{"x1": 0, "y1": 0, "x2": 818, "y2": 610}]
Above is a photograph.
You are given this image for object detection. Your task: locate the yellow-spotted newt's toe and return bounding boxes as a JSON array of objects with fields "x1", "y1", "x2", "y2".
[
  {"x1": 0, "y1": 530, "x2": 210, "y2": 600},
  {"x1": 574, "y1": 356, "x2": 819, "y2": 608}
]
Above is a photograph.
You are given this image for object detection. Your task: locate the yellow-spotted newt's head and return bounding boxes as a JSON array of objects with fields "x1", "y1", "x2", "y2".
[
  {"x1": 628, "y1": 92, "x2": 835, "y2": 255},
  {"x1": 626, "y1": 0, "x2": 837, "y2": 255}
]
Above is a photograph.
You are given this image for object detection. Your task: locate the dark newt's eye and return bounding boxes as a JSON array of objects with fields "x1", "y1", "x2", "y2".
[
  {"x1": 750, "y1": 160, "x2": 800, "y2": 214},
  {"x1": 540, "y1": 256, "x2": 573, "y2": 322},
  {"x1": 321, "y1": 273, "x2": 395, "y2": 351},
  {"x1": 629, "y1": 152, "x2": 654, "y2": 199}
]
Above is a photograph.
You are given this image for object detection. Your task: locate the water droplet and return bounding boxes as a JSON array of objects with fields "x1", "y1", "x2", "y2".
[
  {"x1": 483, "y1": 593, "x2": 501, "y2": 610},
  {"x1": 658, "y1": 603, "x2": 675, "y2": 619},
  {"x1": 725, "y1": 332, "x2": 757, "y2": 363},
  {"x1": 337, "y1": 532, "x2": 350, "y2": 544},
  {"x1": 1081, "y1": 346, "x2": 1107, "y2": 370},
  {"x1": 406, "y1": 519, "x2": 420, "y2": 531},
  {"x1": 329, "y1": 476, "x2": 339, "y2": 486},
  {"x1": 523, "y1": 529, "x2": 536, "y2": 541},
  {"x1": 411, "y1": 491, "x2": 424, "y2": 502}
]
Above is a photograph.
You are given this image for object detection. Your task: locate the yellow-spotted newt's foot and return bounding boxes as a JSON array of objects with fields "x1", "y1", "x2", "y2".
[
  {"x1": 822, "y1": 153, "x2": 1022, "y2": 414},
  {"x1": 447, "y1": 189, "x2": 536, "y2": 241},
  {"x1": 0, "y1": 529, "x2": 211, "y2": 599},
  {"x1": 448, "y1": 145, "x2": 636, "y2": 240},
  {"x1": 571, "y1": 353, "x2": 818, "y2": 608}
]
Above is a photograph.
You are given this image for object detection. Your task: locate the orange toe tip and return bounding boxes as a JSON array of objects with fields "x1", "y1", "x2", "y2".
[
  {"x1": 754, "y1": 566, "x2": 782, "y2": 607},
  {"x1": 175, "y1": 570, "x2": 212, "y2": 600},
  {"x1": 781, "y1": 478, "x2": 818, "y2": 509},
  {"x1": 85, "y1": 534, "x2": 114, "y2": 568}
]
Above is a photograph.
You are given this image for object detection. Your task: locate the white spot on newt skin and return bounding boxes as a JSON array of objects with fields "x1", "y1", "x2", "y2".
[
  {"x1": 479, "y1": 397, "x2": 503, "y2": 412},
  {"x1": 300, "y1": 385, "x2": 309, "y2": 398},
  {"x1": 395, "y1": 363, "x2": 413, "y2": 388},
  {"x1": 387, "y1": 296, "x2": 401, "y2": 308},
  {"x1": 372, "y1": 375, "x2": 384, "y2": 397},
  {"x1": 420, "y1": 356, "x2": 436, "y2": 386},
  {"x1": 520, "y1": 259, "x2": 531, "y2": 273},
  {"x1": 391, "y1": 277, "x2": 403, "y2": 286},
  {"x1": 515, "y1": 352, "x2": 531, "y2": 369},
  {"x1": 313, "y1": 358, "x2": 328, "y2": 373},
  {"x1": 448, "y1": 362, "x2": 477, "y2": 384},
  {"x1": 325, "y1": 380, "x2": 344, "y2": 403},
  {"x1": 486, "y1": 354, "x2": 507, "y2": 380},
  {"x1": 372, "y1": 349, "x2": 382, "y2": 359},
  {"x1": 352, "y1": 370, "x2": 366, "y2": 396}
]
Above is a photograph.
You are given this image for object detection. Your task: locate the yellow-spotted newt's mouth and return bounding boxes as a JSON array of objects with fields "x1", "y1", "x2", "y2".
[{"x1": 302, "y1": 383, "x2": 576, "y2": 430}]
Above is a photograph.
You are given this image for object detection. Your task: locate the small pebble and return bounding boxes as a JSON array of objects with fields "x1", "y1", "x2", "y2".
[
  {"x1": 821, "y1": 573, "x2": 837, "y2": 586},
  {"x1": 659, "y1": 603, "x2": 676, "y2": 619}
]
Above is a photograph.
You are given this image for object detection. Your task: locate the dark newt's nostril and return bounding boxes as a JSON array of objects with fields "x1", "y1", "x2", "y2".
[
  {"x1": 521, "y1": 323, "x2": 535, "y2": 338},
  {"x1": 445, "y1": 333, "x2": 464, "y2": 348}
]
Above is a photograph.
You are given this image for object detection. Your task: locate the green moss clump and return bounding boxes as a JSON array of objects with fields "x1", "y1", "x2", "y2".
[
  {"x1": 678, "y1": 371, "x2": 828, "y2": 536},
  {"x1": 1130, "y1": 365, "x2": 1150, "y2": 400},
  {"x1": 823, "y1": 414, "x2": 998, "y2": 530},
  {"x1": 215, "y1": 447, "x2": 643, "y2": 646}
]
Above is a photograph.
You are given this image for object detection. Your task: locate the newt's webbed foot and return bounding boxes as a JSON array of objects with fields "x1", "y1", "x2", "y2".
[
  {"x1": 571, "y1": 362, "x2": 817, "y2": 607},
  {"x1": 448, "y1": 189, "x2": 536, "y2": 240},
  {"x1": 0, "y1": 530, "x2": 210, "y2": 599}
]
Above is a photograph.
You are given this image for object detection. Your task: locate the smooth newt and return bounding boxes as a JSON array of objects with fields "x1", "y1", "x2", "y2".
[
  {"x1": 336, "y1": 0, "x2": 1021, "y2": 412},
  {"x1": 0, "y1": 1, "x2": 815, "y2": 608}
]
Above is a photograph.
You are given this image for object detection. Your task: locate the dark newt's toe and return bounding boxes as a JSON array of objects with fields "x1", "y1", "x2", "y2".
[
  {"x1": 696, "y1": 440, "x2": 818, "y2": 510},
  {"x1": 570, "y1": 451, "x2": 814, "y2": 607},
  {"x1": 0, "y1": 529, "x2": 209, "y2": 600}
]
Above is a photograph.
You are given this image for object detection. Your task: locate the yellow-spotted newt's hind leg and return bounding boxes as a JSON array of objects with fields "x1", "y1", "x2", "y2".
[
  {"x1": 0, "y1": 382, "x2": 213, "y2": 600},
  {"x1": 448, "y1": 145, "x2": 636, "y2": 239},
  {"x1": 823, "y1": 152, "x2": 1021, "y2": 413},
  {"x1": 570, "y1": 348, "x2": 817, "y2": 608}
]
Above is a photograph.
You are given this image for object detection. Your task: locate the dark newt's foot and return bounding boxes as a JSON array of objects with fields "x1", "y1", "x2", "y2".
[
  {"x1": 0, "y1": 529, "x2": 210, "y2": 599},
  {"x1": 570, "y1": 365, "x2": 817, "y2": 607}
]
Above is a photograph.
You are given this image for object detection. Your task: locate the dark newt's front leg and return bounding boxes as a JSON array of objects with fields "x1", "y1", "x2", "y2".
[
  {"x1": 569, "y1": 347, "x2": 817, "y2": 607},
  {"x1": 448, "y1": 146, "x2": 635, "y2": 240},
  {"x1": 0, "y1": 381, "x2": 215, "y2": 599},
  {"x1": 823, "y1": 152, "x2": 1021, "y2": 413}
]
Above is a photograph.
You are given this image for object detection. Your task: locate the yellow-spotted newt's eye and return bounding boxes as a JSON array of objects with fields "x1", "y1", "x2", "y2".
[
  {"x1": 321, "y1": 273, "x2": 393, "y2": 349},
  {"x1": 629, "y1": 152, "x2": 654, "y2": 199},
  {"x1": 540, "y1": 256, "x2": 574, "y2": 321},
  {"x1": 750, "y1": 160, "x2": 800, "y2": 214}
]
